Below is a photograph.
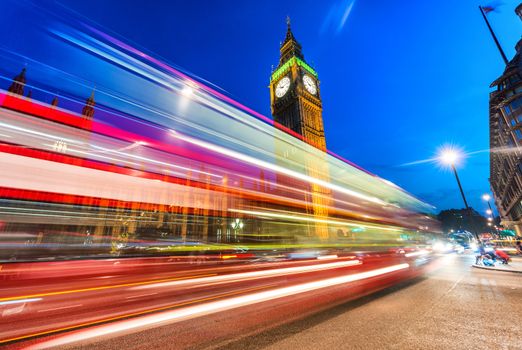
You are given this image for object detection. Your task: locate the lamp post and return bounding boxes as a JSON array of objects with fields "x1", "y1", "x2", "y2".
[
  {"x1": 482, "y1": 194, "x2": 494, "y2": 215},
  {"x1": 482, "y1": 194, "x2": 498, "y2": 236},
  {"x1": 440, "y1": 149, "x2": 470, "y2": 209},
  {"x1": 230, "y1": 218, "x2": 244, "y2": 243},
  {"x1": 439, "y1": 148, "x2": 479, "y2": 240}
]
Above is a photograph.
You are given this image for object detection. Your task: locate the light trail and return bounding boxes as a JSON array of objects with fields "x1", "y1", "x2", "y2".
[
  {"x1": 0, "y1": 285, "x2": 271, "y2": 345},
  {"x1": 89, "y1": 144, "x2": 222, "y2": 178},
  {"x1": 0, "y1": 274, "x2": 215, "y2": 302},
  {"x1": 0, "y1": 260, "x2": 360, "y2": 302},
  {"x1": 228, "y1": 208, "x2": 403, "y2": 232},
  {"x1": 0, "y1": 298, "x2": 42, "y2": 306},
  {"x1": 26, "y1": 263, "x2": 409, "y2": 349},
  {"x1": 132, "y1": 259, "x2": 361, "y2": 290},
  {"x1": 0, "y1": 121, "x2": 83, "y2": 145},
  {"x1": 404, "y1": 250, "x2": 430, "y2": 258},
  {"x1": 37, "y1": 304, "x2": 83, "y2": 313},
  {"x1": 171, "y1": 132, "x2": 387, "y2": 206},
  {"x1": 0, "y1": 152, "x2": 229, "y2": 210}
]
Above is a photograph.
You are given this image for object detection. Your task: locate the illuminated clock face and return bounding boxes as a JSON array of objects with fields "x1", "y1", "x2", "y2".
[
  {"x1": 275, "y1": 76, "x2": 291, "y2": 98},
  {"x1": 303, "y1": 75, "x2": 317, "y2": 95}
]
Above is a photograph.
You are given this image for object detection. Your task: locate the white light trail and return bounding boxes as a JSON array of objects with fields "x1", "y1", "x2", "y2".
[
  {"x1": 171, "y1": 132, "x2": 386, "y2": 205},
  {"x1": 0, "y1": 121, "x2": 83, "y2": 144},
  {"x1": 89, "y1": 144, "x2": 222, "y2": 178},
  {"x1": 0, "y1": 298, "x2": 42, "y2": 306},
  {"x1": 133, "y1": 259, "x2": 361, "y2": 290},
  {"x1": 404, "y1": 250, "x2": 429, "y2": 258},
  {"x1": 317, "y1": 255, "x2": 338, "y2": 260}
]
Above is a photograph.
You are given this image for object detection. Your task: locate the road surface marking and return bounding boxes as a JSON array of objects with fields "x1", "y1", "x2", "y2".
[{"x1": 447, "y1": 275, "x2": 464, "y2": 294}]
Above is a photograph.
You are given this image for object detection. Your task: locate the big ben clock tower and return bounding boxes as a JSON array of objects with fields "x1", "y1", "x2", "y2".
[
  {"x1": 270, "y1": 18, "x2": 330, "y2": 240},
  {"x1": 270, "y1": 17, "x2": 327, "y2": 151}
]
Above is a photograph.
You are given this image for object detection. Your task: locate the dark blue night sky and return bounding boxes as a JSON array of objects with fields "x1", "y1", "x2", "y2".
[{"x1": 4, "y1": 0, "x2": 522, "y2": 214}]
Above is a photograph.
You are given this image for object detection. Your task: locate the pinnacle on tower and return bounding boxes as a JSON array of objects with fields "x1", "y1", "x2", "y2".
[
  {"x1": 81, "y1": 88, "x2": 96, "y2": 119},
  {"x1": 283, "y1": 16, "x2": 294, "y2": 43},
  {"x1": 8, "y1": 68, "x2": 27, "y2": 96},
  {"x1": 279, "y1": 16, "x2": 304, "y2": 64}
]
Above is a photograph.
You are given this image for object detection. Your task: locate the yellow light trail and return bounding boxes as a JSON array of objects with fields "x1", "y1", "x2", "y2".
[{"x1": 228, "y1": 208, "x2": 404, "y2": 232}]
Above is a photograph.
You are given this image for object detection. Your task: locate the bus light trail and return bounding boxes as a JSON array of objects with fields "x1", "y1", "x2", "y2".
[{"x1": 24, "y1": 263, "x2": 409, "y2": 350}]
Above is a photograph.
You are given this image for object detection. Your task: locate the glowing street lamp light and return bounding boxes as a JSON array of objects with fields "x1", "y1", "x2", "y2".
[
  {"x1": 230, "y1": 218, "x2": 244, "y2": 230},
  {"x1": 438, "y1": 147, "x2": 470, "y2": 211},
  {"x1": 481, "y1": 193, "x2": 497, "y2": 235},
  {"x1": 482, "y1": 193, "x2": 494, "y2": 217},
  {"x1": 440, "y1": 149, "x2": 459, "y2": 166},
  {"x1": 230, "y1": 218, "x2": 244, "y2": 243}
]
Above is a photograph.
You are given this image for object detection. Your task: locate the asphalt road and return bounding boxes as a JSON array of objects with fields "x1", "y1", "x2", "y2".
[
  {"x1": 214, "y1": 253, "x2": 522, "y2": 350},
  {"x1": 51, "y1": 253, "x2": 522, "y2": 350}
]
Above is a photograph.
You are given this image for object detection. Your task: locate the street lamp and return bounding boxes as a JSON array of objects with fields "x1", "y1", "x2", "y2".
[
  {"x1": 482, "y1": 193, "x2": 495, "y2": 216},
  {"x1": 439, "y1": 148, "x2": 471, "y2": 210},
  {"x1": 482, "y1": 193, "x2": 498, "y2": 236},
  {"x1": 438, "y1": 147, "x2": 479, "y2": 240},
  {"x1": 230, "y1": 218, "x2": 244, "y2": 242}
]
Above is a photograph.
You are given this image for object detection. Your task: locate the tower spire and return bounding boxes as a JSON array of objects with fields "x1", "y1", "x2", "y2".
[
  {"x1": 279, "y1": 17, "x2": 304, "y2": 64},
  {"x1": 81, "y1": 88, "x2": 96, "y2": 119},
  {"x1": 8, "y1": 68, "x2": 27, "y2": 96}
]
